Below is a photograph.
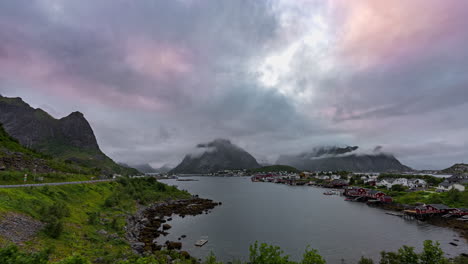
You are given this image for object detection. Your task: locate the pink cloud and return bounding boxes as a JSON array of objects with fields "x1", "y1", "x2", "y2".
[
  {"x1": 332, "y1": 0, "x2": 468, "y2": 68},
  {"x1": 125, "y1": 37, "x2": 193, "y2": 81},
  {"x1": 0, "y1": 41, "x2": 167, "y2": 111}
]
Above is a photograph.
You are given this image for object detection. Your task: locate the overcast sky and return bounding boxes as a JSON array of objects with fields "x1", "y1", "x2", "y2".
[{"x1": 1, "y1": 0, "x2": 468, "y2": 170}]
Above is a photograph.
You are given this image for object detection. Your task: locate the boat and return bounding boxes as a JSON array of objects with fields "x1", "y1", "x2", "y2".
[{"x1": 195, "y1": 239, "x2": 208, "y2": 247}]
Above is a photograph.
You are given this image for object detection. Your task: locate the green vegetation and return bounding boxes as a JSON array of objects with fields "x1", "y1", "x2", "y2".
[
  {"x1": 393, "y1": 188, "x2": 468, "y2": 208},
  {"x1": 0, "y1": 123, "x2": 101, "y2": 182},
  {"x1": 248, "y1": 165, "x2": 299, "y2": 173},
  {"x1": 1, "y1": 240, "x2": 467, "y2": 264},
  {"x1": 0, "y1": 177, "x2": 190, "y2": 262},
  {"x1": 0, "y1": 171, "x2": 94, "y2": 185}
]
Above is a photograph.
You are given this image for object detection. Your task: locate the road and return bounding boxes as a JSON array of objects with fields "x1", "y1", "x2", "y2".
[{"x1": 0, "y1": 179, "x2": 114, "y2": 188}]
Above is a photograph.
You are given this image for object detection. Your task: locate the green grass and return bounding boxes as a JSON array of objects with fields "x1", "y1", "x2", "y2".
[
  {"x1": 0, "y1": 171, "x2": 93, "y2": 185},
  {"x1": 0, "y1": 177, "x2": 190, "y2": 263},
  {"x1": 392, "y1": 189, "x2": 468, "y2": 208}
]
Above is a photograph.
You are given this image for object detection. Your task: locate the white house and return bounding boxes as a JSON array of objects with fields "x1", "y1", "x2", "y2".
[
  {"x1": 315, "y1": 175, "x2": 330, "y2": 180},
  {"x1": 331, "y1": 175, "x2": 341, "y2": 180},
  {"x1": 408, "y1": 179, "x2": 427, "y2": 189},
  {"x1": 377, "y1": 178, "x2": 408, "y2": 189},
  {"x1": 437, "y1": 181, "x2": 466, "y2": 192}
]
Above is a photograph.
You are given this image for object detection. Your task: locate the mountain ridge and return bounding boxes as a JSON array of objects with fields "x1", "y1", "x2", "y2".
[
  {"x1": 171, "y1": 139, "x2": 260, "y2": 174},
  {"x1": 0, "y1": 95, "x2": 138, "y2": 176},
  {"x1": 277, "y1": 146, "x2": 411, "y2": 172}
]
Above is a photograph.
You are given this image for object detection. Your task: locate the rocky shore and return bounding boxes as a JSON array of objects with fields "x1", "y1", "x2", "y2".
[
  {"x1": 126, "y1": 197, "x2": 220, "y2": 256},
  {"x1": 370, "y1": 203, "x2": 468, "y2": 242}
]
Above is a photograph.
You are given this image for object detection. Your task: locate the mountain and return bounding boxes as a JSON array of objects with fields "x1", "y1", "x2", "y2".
[
  {"x1": 0, "y1": 123, "x2": 95, "y2": 174},
  {"x1": 153, "y1": 164, "x2": 173, "y2": 174},
  {"x1": 441, "y1": 163, "x2": 468, "y2": 175},
  {"x1": 277, "y1": 146, "x2": 411, "y2": 172},
  {"x1": 171, "y1": 139, "x2": 260, "y2": 174},
  {"x1": 132, "y1": 164, "x2": 157, "y2": 173},
  {"x1": 0, "y1": 95, "x2": 139, "y2": 176},
  {"x1": 119, "y1": 163, "x2": 173, "y2": 174}
]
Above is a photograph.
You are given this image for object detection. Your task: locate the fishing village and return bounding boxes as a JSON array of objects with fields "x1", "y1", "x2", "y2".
[{"x1": 251, "y1": 170, "x2": 468, "y2": 243}]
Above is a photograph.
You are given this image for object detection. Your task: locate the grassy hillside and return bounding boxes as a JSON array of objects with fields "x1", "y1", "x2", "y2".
[
  {"x1": 248, "y1": 165, "x2": 299, "y2": 173},
  {"x1": 0, "y1": 124, "x2": 102, "y2": 183},
  {"x1": 0, "y1": 177, "x2": 190, "y2": 263}
]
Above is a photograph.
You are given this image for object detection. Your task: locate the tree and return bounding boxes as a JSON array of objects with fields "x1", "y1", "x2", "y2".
[
  {"x1": 301, "y1": 247, "x2": 326, "y2": 264},
  {"x1": 57, "y1": 255, "x2": 91, "y2": 264},
  {"x1": 249, "y1": 242, "x2": 292, "y2": 264},
  {"x1": 379, "y1": 251, "x2": 400, "y2": 264},
  {"x1": 43, "y1": 217, "x2": 63, "y2": 238},
  {"x1": 358, "y1": 257, "x2": 374, "y2": 264},
  {"x1": 391, "y1": 184, "x2": 406, "y2": 192},
  {"x1": 0, "y1": 244, "x2": 49, "y2": 264},
  {"x1": 397, "y1": 245, "x2": 419, "y2": 264},
  {"x1": 419, "y1": 240, "x2": 448, "y2": 264}
]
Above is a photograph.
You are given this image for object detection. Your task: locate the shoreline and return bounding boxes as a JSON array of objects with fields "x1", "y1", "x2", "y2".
[
  {"x1": 368, "y1": 202, "x2": 468, "y2": 243},
  {"x1": 126, "y1": 197, "x2": 221, "y2": 258},
  {"x1": 253, "y1": 179, "x2": 468, "y2": 245}
]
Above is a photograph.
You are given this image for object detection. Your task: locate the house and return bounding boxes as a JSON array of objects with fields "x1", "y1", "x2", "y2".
[
  {"x1": 379, "y1": 196, "x2": 393, "y2": 203},
  {"x1": 331, "y1": 175, "x2": 341, "y2": 180},
  {"x1": 451, "y1": 208, "x2": 468, "y2": 216},
  {"x1": 377, "y1": 178, "x2": 408, "y2": 189},
  {"x1": 315, "y1": 175, "x2": 330, "y2": 180},
  {"x1": 344, "y1": 187, "x2": 367, "y2": 196},
  {"x1": 415, "y1": 204, "x2": 453, "y2": 214},
  {"x1": 330, "y1": 179, "x2": 348, "y2": 187},
  {"x1": 437, "y1": 181, "x2": 466, "y2": 192},
  {"x1": 408, "y1": 179, "x2": 427, "y2": 189},
  {"x1": 367, "y1": 190, "x2": 386, "y2": 199}
]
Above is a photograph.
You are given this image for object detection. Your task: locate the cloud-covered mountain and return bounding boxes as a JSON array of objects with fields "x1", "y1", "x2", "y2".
[
  {"x1": 277, "y1": 146, "x2": 412, "y2": 172},
  {"x1": 171, "y1": 139, "x2": 260, "y2": 174}
]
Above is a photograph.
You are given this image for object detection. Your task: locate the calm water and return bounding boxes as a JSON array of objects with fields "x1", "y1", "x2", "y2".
[{"x1": 159, "y1": 177, "x2": 467, "y2": 263}]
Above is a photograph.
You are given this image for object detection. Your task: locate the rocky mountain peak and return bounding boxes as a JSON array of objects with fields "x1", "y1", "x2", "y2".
[{"x1": 171, "y1": 139, "x2": 260, "y2": 174}]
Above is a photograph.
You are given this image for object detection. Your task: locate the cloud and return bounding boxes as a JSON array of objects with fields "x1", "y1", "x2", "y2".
[{"x1": 1, "y1": 0, "x2": 468, "y2": 170}]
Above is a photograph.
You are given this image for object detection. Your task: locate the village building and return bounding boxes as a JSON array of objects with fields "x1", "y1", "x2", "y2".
[{"x1": 437, "y1": 181, "x2": 466, "y2": 192}]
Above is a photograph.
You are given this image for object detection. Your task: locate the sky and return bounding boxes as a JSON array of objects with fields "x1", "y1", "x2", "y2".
[{"x1": 1, "y1": 0, "x2": 468, "y2": 170}]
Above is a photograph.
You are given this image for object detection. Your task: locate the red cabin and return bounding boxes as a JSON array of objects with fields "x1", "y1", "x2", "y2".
[
  {"x1": 367, "y1": 190, "x2": 386, "y2": 199},
  {"x1": 451, "y1": 208, "x2": 468, "y2": 216},
  {"x1": 415, "y1": 204, "x2": 453, "y2": 214},
  {"x1": 379, "y1": 196, "x2": 393, "y2": 203},
  {"x1": 344, "y1": 187, "x2": 368, "y2": 196}
]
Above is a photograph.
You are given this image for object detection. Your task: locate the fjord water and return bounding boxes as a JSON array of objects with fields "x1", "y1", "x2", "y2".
[{"x1": 159, "y1": 177, "x2": 467, "y2": 263}]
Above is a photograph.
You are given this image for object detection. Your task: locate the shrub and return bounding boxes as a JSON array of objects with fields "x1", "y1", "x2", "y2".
[{"x1": 43, "y1": 217, "x2": 63, "y2": 238}]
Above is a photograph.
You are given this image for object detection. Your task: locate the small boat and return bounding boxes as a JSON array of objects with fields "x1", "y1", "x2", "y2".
[
  {"x1": 195, "y1": 239, "x2": 208, "y2": 247},
  {"x1": 323, "y1": 191, "x2": 334, "y2": 195}
]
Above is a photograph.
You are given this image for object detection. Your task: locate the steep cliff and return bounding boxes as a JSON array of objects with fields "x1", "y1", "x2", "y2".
[{"x1": 0, "y1": 95, "x2": 138, "y2": 176}]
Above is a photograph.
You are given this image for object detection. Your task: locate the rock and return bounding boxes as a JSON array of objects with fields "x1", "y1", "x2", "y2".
[
  {"x1": 180, "y1": 251, "x2": 190, "y2": 259},
  {"x1": 162, "y1": 224, "x2": 172, "y2": 230},
  {"x1": 165, "y1": 241, "x2": 182, "y2": 250},
  {"x1": 132, "y1": 242, "x2": 146, "y2": 253},
  {"x1": 449, "y1": 242, "x2": 458, "y2": 246},
  {"x1": 0, "y1": 212, "x2": 44, "y2": 243},
  {"x1": 97, "y1": 229, "x2": 108, "y2": 235},
  {"x1": 181, "y1": 235, "x2": 186, "y2": 238}
]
